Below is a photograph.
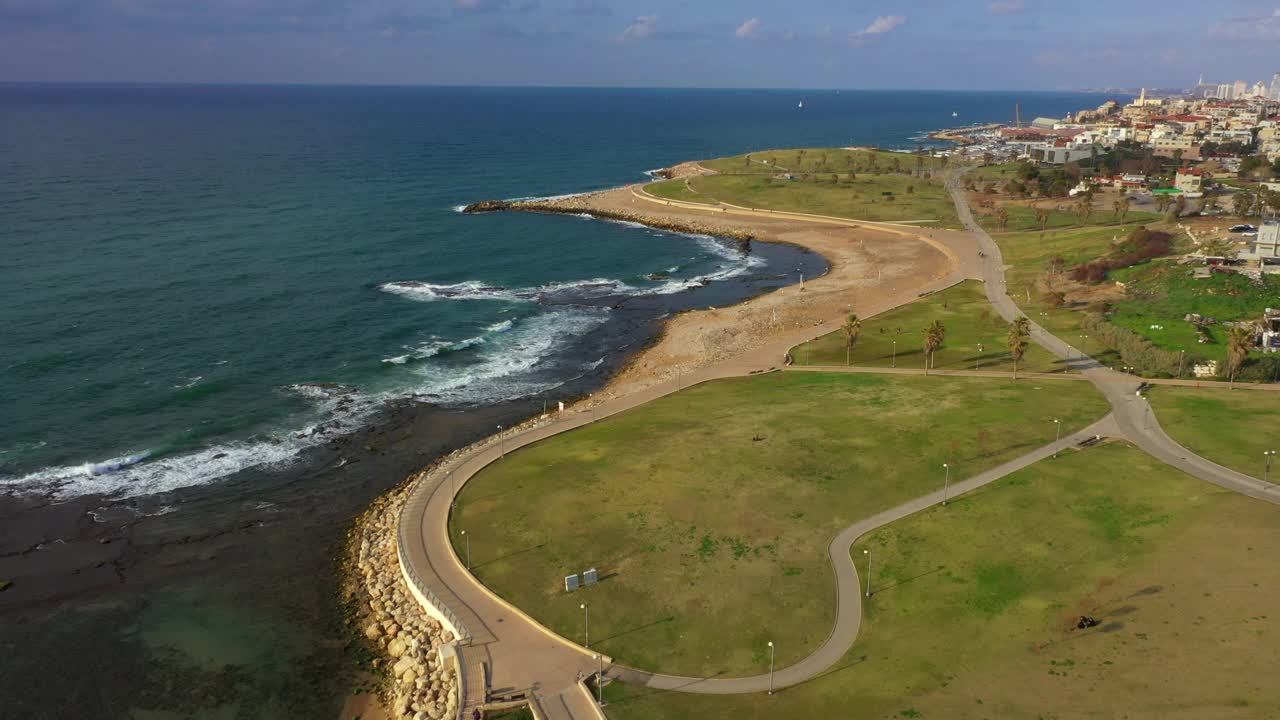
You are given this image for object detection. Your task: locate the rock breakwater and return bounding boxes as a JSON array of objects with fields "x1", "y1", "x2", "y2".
[
  {"x1": 345, "y1": 477, "x2": 460, "y2": 720},
  {"x1": 463, "y1": 191, "x2": 755, "y2": 242}
]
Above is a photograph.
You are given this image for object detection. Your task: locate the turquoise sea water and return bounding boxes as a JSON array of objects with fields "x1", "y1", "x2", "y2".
[{"x1": 0, "y1": 85, "x2": 1118, "y2": 718}]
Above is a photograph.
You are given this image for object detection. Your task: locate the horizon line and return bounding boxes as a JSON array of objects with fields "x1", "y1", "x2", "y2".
[{"x1": 0, "y1": 80, "x2": 1143, "y2": 95}]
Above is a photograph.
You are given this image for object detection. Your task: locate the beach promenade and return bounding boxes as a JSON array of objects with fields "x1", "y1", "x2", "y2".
[{"x1": 395, "y1": 168, "x2": 1280, "y2": 720}]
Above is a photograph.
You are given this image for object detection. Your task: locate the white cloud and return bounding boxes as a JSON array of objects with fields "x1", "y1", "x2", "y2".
[
  {"x1": 1210, "y1": 9, "x2": 1280, "y2": 40},
  {"x1": 850, "y1": 15, "x2": 904, "y2": 45},
  {"x1": 735, "y1": 17, "x2": 762, "y2": 39},
  {"x1": 619, "y1": 13, "x2": 657, "y2": 42},
  {"x1": 988, "y1": 0, "x2": 1025, "y2": 15}
]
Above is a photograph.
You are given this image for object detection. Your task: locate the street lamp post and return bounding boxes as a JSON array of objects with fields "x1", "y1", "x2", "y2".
[
  {"x1": 497, "y1": 424, "x2": 504, "y2": 457},
  {"x1": 767, "y1": 641, "x2": 775, "y2": 695},
  {"x1": 942, "y1": 463, "x2": 951, "y2": 506},
  {"x1": 1177, "y1": 349, "x2": 1185, "y2": 379},
  {"x1": 975, "y1": 343, "x2": 983, "y2": 371},
  {"x1": 449, "y1": 469, "x2": 456, "y2": 509},
  {"x1": 1265, "y1": 450, "x2": 1276, "y2": 484},
  {"x1": 1053, "y1": 418, "x2": 1061, "y2": 443},
  {"x1": 581, "y1": 603, "x2": 590, "y2": 648},
  {"x1": 594, "y1": 654, "x2": 604, "y2": 706},
  {"x1": 863, "y1": 548, "x2": 873, "y2": 597},
  {"x1": 461, "y1": 530, "x2": 470, "y2": 570},
  {"x1": 892, "y1": 340, "x2": 897, "y2": 368}
]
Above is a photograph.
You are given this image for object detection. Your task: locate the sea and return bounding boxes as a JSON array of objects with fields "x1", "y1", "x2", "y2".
[{"x1": 0, "y1": 85, "x2": 1118, "y2": 718}]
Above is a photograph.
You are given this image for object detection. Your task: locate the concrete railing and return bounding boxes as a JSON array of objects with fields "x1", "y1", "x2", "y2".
[{"x1": 396, "y1": 481, "x2": 472, "y2": 645}]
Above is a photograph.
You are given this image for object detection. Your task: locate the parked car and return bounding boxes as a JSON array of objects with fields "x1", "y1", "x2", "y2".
[{"x1": 1229, "y1": 224, "x2": 1256, "y2": 233}]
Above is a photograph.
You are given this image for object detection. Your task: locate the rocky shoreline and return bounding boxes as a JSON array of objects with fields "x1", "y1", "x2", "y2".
[
  {"x1": 344, "y1": 471, "x2": 460, "y2": 720},
  {"x1": 463, "y1": 191, "x2": 756, "y2": 242}
]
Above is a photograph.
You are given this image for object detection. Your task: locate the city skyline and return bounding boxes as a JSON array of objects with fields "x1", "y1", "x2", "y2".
[{"x1": 4, "y1": 1, "x2": 1280, "y2": 89}]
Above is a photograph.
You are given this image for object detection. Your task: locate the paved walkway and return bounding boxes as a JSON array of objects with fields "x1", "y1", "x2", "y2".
[
  {"x1": 944, "y1": 169, "x2": 1280, "y2": 506},
  {"x1": 398, "y1": 169, "x2": 1280, "y2": 719}
]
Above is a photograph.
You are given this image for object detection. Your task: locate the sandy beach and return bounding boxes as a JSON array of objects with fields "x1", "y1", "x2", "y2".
[{"x1": 503, "y1": 183, "x2": 985, "y2": 404}]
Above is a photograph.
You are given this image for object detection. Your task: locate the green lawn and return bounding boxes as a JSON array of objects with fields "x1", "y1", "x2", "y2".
[
  {"x1": 791, "y1": 280, "x2": 1068, "y2": 374},
  {"x1": 700, "y1": 148, "x2": 949, "y2": 178},
  {"x1": 1107, "y1": 262, "x2": 1280, "y2": 364},
  {"x1": 972, "y1": 200, "x2": 1158, "y2": 234},
  {"x1": 994, "y1": 224, "x2": 1152, "y2": 367},
  {"x1": 450, "y1": 373, "x2": 1106, "y2": 677},
  {"x1": 675, "y1": 173, "x2": 959, "y2": 227},
  {"x1": 645, "y1": 179, "x2": 716, "y2": 205},
  {"x1": 1150, "y1": 386, "x2": 1280, "y2": 480},
  {"x1": 600, "y1": 442, "x2": 1280, "y2": 720}
]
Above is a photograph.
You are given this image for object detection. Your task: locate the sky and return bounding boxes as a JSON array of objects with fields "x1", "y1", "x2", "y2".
[{"x1": 2, "y1": 0, "x2": 1280, "y2": 89}]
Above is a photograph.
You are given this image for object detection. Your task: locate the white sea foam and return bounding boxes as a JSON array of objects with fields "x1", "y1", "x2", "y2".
[
  {"x1": 1, "y1": 384, "x2": 380, "y2": 501},
  {"x1": 405, "y1": 307, "x2": 609, "y2": 405}
]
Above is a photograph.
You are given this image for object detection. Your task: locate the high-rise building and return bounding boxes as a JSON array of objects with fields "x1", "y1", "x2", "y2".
[
  {"x1": 1270, "y1": 72, "x2": 1280, "y2": 100},
  {"x1": 1254, "y1": 81, "x2": 1268, "y2": 98},
  {"x1": 1217, "y1": 83, "x2": 1233, "y2": 99},
  {"x1": 1233, "y1": 79, "x2": 1247, "y2": 99}
]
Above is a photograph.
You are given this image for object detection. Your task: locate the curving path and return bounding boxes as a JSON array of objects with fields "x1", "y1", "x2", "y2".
[
  {"x1": 945, "y1": 169, "x2": 1280, "y2": 506},
  {"x1": 400, "y1": 168, "x2": 1280, "y2": 719}
]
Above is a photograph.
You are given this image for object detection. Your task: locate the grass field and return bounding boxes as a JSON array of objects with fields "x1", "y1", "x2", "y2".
[
  {"x1": 994, "y1": 224, "x2": 1152, "y2": 367},
  {"x1": 645, "y1": 179, "x2": 716, "y2": 205},
  {"x1": 1107, "y1": 262, "x2": 1280, "y2": 364},
  {"x1": 700, "y1": 148, "x2": 949, "y2": 178},
  {"x1": 1150, "y1": 386, "x2": 1280, "y2": 480},
  {"x1": 600, "y1": 441, "x2": 1280, "y2": 720},
  {"x1": 449, "y1": 373, "x2": 1106, "y2": 677},
  {"x1": 791, "y1": 280, "x2": 1068, "y2": 374},
  {"x1": 972, "y1": 200, "x2": 1158, "y2": 234},
  {"x1": 676, "y1": 173, "x2": 959, "y2": 227},
  {"x1": 661, "y1": 148, "x2": 961, "y2": 227}
]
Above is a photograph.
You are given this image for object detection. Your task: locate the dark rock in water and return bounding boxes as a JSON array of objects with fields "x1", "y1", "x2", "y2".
[{"x1": 462, "y1": 199, "x2": 512, "y2": 213}]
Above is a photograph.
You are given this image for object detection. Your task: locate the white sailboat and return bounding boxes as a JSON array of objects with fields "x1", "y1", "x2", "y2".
[
  {"x1": 798, "y1": 100, "x2": 804, "y2": 109},
  {"x1": 952, "y1": 111, "x2": 959, "y2": 117}
]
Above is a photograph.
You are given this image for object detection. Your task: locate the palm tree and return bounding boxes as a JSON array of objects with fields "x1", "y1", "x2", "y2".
[
  {"x1": 996, "y1": 207, "x2": 1010, "y2": 231},
  {"x1": 1117, "y1": 197, "x2": 1131, "y2": 222},
  {"x1": 923, "y1": 320, "x2": 946, "y2": 373},
  {"x1": 1035, "y1": 207, "x2": 1051, "y2": 230},
  {"x1": 1008, "y1": 317, "x2": 1030, "y2": 379},
  {"x1": 1155, "y1": 194, "x2": 1170, "y2": 214},
  {"x1": 842, "y1": 314, "x2": 862, "y2": 366},
  {"x1": 1226, "y1": 325, "x2": 1254, "y2": 388}
]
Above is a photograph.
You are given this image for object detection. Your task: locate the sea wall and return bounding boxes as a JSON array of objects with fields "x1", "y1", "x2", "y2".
[{"x1": 346, "y1": 480, "x2": 461, "y2": 720}]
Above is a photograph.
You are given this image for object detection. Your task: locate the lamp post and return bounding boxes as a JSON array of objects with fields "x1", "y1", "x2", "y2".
[
  {"x1": 975, "y1": 343, "x2": 983, "y2": 371},
  {"x1": 767, "y1": 641, "x2": 775, "y2": 695},
  {"x1": 942, "y1": 463, "x2": 951, "y2": 506},
  {"x1": 460, "y1": 530, "x2": 470, "y2": 570},
  {"x1": 497, "y1": 424, "x2": 504, "y2": 457},
  {"x1": 892, "y1": 340, "x2": 897, "y2": 368},
  {"x1": 1053, "y1": 418, "x2": 1061, "y2": 443},
  {"x1": 593, "y1": 654, "x2": 604, "y2": 706},
  {"x1": 581, "y1": 602, "x2": 590, "y2": 648},
  {"x1": 449, "y1": 469, "x2": 456, "y2": 509},
  {"x1": 1177, "y1": 349, "x2": 1185, "y2": 379},
  {"x1": 863, "y1": 548, "x2": 873, "y2": 597},
  {"x1": 1266, "y1": 450, "x2": 1276, "y2": 484}
]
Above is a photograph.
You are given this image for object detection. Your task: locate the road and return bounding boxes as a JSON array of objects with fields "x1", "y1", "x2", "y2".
[{"x1": 397, "y1": 169, "x2": 1279, "y2": 719}]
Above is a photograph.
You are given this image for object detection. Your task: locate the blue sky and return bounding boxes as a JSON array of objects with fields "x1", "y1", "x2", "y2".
[{"x1": 2, "y1": 0, "x2": 1279, "y2": 88}]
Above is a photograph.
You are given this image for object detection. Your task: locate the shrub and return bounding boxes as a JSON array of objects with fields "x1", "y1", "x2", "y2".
[
  {"x1": 1080, "y1": 313, "x2": 1202, "y2": 377},
  {"x1": 1070, "y1": 227, "x2": 1173, "y2": 284}
]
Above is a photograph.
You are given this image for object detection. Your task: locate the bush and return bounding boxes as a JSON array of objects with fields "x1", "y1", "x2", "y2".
[
  {"x1": 1080, "y1": 313, "x2": 1203, "y2": 377},
  {"x1": 1070, "y1": 227, "x2": 1173, "y2": 284}
]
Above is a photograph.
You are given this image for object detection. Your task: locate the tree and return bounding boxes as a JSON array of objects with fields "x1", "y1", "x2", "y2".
[
  {"x1": 1233, "y1": 192, "x2": 1253, "y2": 217},
  {"x1": 1201, "y1": 192, "x2": 1219, "y2": 215},
  {"x1": 1154, "y1": 193, "x2": 1171, "y2": 213},
  {"x1": 915, "y1": 154, "x2": 925, "y2": 176},
  {"x1": 996, "y1": 206, "x2": 1010, "y2": 231},
  {"x1": 1174, "y1": 194, "x2": 1187, "y2": 217},
  {"x1": 841, "y1": 314, "x2": 862, "y2": 366},
  {"x1": 1226, "y1": 324, "x2": 1254, "y2": 387},
  {"x1": 1113, "y1": 197, "x2": 1131, "y2": 222},
  {"x1": 1007, "y1": 317, "x2": 1030, "y2": 379},
  {"x1": 1035, "y1": 207, "x2": 1051, "y2": 230},
  {"x1": 1075, "y1": 196, "x2": 1094, "y2": 223},
  {"x1": 923, "y1": 320, "x2": 947, "y2": 373}
]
